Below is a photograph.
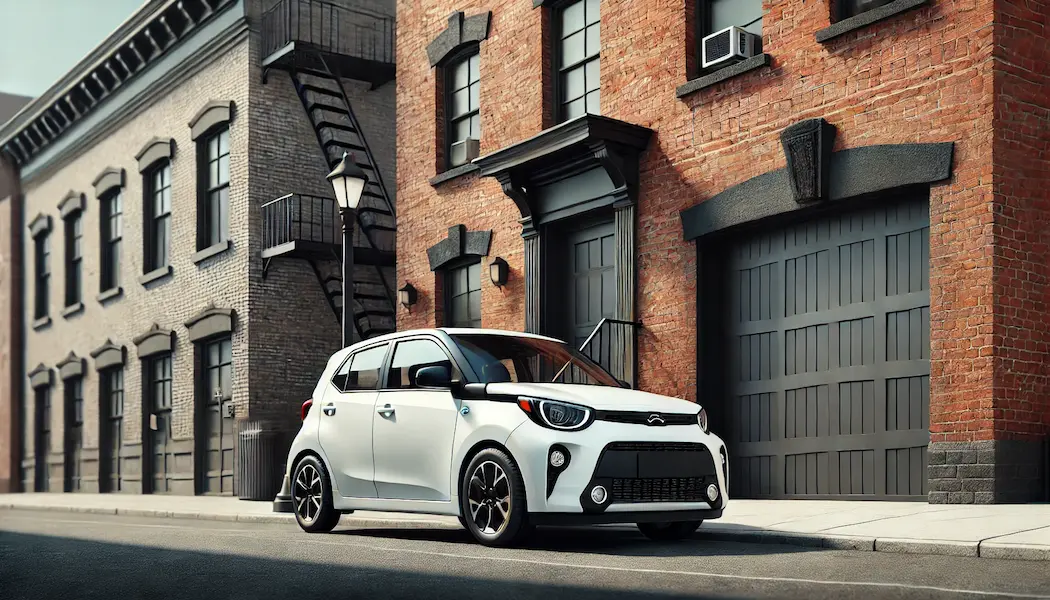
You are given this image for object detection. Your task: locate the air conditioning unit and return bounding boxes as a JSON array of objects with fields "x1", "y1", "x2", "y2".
[
  {"x1": 702, "y1": 26, "x2": 759, "y2": 70},
  {"x1": 450, "y1": 138, "x2": 480, "y2": 167}
]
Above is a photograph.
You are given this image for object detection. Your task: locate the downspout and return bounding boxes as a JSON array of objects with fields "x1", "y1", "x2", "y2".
[{"x1": 0, "y1": 151, "x2": 23, "y2": 493}]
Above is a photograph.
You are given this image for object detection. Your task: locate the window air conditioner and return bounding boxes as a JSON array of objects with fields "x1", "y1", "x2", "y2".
[
  {"x1": 450, "y1": 138, "x2": 480, "y2": 167},
  {"x1": 702, "y1": 26, "x2": 759, "y2": 70}
]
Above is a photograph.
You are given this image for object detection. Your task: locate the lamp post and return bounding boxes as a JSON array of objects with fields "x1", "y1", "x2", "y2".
[{"x1": 327, "y1": 152, "x2": 369, "y2": 348}]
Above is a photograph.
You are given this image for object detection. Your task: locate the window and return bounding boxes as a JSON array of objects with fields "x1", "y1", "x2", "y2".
[
  {"x1": 148, "y1": 355, "x2": 173, "y2": 441},
  {"x1": 450, "y1": 333, "x2": 621, "y2": 386},
  {"x1": 386, "y1": 339, "x2": 461, "y2": 390},
  {"x1": 33, "y1": 232, "x2": 50, "y2": 319},
  {"x1": 67, "y1": 377, "x2": 84, "y2": 428},
  {"x1": 446, "y1": 51, "x2": 480, "y2": 168},
  {"x1": 446, "y1": 260, "x2": 481, "y2": 328},
  {"x1": 64, "y1": 213, "x2": 82, "y2": 306},
  {"x1": 100, "y1": 190, "x2": 122, "y2": 291},
  {"x1": 556, "y1": 0, "x2": 600, "y2": 121},
  {"x1": 696, "y1": 0, "x2": 763, "y2": 67},
  {"x1": 102, "y1": 368, "x2": 124, "y2": 492},
  {"x1": 332, "y1": 344, "x2": 387, "y2": 391},
  {"x1": 104, "y1": 368, "x2": 125, "y2": 420},
  {"x1": 837, "y1": 0, "x2": 896, "y2": 20},
  {"x1": 145, "y1": 162, "x2": 171, "y2": 271},
  {"x1": 203, "y1": 337, "x2": 233, "y2": 402},
  {"x1": 199, "y1": 127, "x2": 230, "y2": 249}
]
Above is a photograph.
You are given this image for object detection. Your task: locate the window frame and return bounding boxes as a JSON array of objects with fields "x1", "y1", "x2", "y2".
[
  {"x1": 443, "y1": 46, "x2": 482, "y2": 171},
  {"x1": 100, "y1": 189, "x2": 123, "y2": 292},
  {"x1": 835, "y1": 0, "x2": 897, "y2": 21},
  {"x1": 144, "y1": 160, "x2": 172, "y2": 272},
  {"x1": 553, "y1": 0, "x2": 601, "y2": 123},
  {"x1": 197, "y1": 126, "x2": 230, "y2": 251},
  {"x1": 102, "y1": 367, "x2": 125, "y2": 421},
  {"x1": 693, "y1": 0, "x2": 764, "y2": 75},
  {"x1": 331, "y1": 342, "x2": 391, "y2": 393},
  {"x1": 443, "y1": 257, "x2": 483, "y2": 329},
  {"x1": 33, "y1": 231, "x2": 50, "y2": 319},
  {"x1": 63, "y1": 212, "x2": 83, "y2": 307},
  {"x1": 383, "y1": 337, "x2": 463, "y2": 391}
]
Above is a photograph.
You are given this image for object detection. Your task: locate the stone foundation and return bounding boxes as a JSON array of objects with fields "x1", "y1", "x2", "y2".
[{"x1": 928, "y1": 440, "x2": 1048, "y2": 504}]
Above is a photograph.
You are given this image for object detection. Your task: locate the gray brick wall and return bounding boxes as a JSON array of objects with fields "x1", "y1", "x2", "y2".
[{"x1": 928, "y1": 440, "x2": 1048, "y2": 504}]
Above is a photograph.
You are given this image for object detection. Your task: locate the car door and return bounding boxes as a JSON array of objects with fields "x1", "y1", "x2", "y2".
[
  {"x1": 317, "y1": 343, "x2": 388, "y2": 498},
  {"x1": 372, "y1": 337, "x2": 462, "y2": 501}
]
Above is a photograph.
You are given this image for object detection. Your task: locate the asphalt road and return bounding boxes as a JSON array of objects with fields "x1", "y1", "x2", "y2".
[{"x1": 3, "y1": 510, "x2": 1050, "y2": 600}]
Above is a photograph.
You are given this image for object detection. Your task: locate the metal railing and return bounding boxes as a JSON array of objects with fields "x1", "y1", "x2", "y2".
[
  {"x1": 261, "y1": 193, "x2": 340, "y2": 251},
  {"x1": 261, "y1": 0, "x2": 395, "y2": 65},
  {"x1": 566, "y1": 318, "x2": 640, "y2": 388}
]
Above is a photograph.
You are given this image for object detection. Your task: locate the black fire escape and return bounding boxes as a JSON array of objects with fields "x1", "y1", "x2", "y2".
[{"x1": 259, "y1": 0, "x2": 396, "y2": 341}]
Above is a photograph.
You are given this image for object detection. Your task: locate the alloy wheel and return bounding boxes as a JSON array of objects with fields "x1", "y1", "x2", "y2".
[
  {"x1": 293, "y1": 463, "x2": 323, "y2": 524},
  {"x1": 467, "y1": 460, "x2": 511, "y2": 535}
]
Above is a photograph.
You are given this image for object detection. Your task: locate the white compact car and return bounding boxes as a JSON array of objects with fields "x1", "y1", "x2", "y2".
[{"x1": 277, "y1": 328, "x2": 729, "y2": 546}]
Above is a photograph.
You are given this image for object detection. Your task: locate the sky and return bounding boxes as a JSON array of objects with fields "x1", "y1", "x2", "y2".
[{"x1": 0, "y1": 0, "x2": 146, "y2": 98}]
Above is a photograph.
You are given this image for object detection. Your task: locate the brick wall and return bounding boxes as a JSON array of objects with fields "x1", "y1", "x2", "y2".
[{"x1": 19, "y1": 39, "x2": 252, "y2": 479}]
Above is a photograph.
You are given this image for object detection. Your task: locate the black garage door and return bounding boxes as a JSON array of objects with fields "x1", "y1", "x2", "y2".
[{"x1": 725, "y1": 197, "x2": 930, "y2": 500}]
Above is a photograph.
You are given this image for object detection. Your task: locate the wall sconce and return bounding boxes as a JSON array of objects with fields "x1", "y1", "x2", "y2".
[
  {"x1": 398, "y1": 282, "x2": 418, "y2": 308},
  {"x1": 489, "y1": 257, "x2": 509, "y2": 287}
]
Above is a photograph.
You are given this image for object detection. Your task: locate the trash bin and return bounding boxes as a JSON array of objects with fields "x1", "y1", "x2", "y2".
[{"x1": 238, "y1": 424, "x2": 282, "y2": 501}]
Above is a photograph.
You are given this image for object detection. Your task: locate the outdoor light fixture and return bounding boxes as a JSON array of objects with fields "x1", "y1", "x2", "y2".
[
  {"x1": 327, "y1": 151, "x2": 368, "y2": 211},
  {"x1": 398, "y1": 282, "x2": 418, "y2": 308},
  {"x1": 489, "y1": 256, "x2": 509, "y2": 287},
  {"x1": 327, "y1": 152, "x2": 370, "y2": 348}
]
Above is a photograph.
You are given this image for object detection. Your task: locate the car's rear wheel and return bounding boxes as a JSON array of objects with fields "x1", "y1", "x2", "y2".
[
  {"x1": 637, "y1": 520, "x2": 702, "y2": 541},
  {"x1": 460, "y1": 448, "x2": 530, "y2": 547},
  {"x1": 292, "y1": 455, "x2": 340, "y2": 533}
]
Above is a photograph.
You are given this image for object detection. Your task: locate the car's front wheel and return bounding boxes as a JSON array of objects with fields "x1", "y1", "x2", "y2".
[
  {"x1": 291, "y1": 455, "x2": 340, "y2": 533},
  {"x1": 637, "y1": 520, "x2": 702, "y2": 541},
  {"x1": 460, "y1": 448, "x2": 530, "y2": 547}
]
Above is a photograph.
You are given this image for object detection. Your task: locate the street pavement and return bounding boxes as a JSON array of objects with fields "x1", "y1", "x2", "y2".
[{"x1": 3, "y1": 509, "x2": 1050, "y2": 600}]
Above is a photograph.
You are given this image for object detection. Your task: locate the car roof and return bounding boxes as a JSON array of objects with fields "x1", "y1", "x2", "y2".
[{"x1": 338, "y1": 328, "x2": 566, "y2": 356}]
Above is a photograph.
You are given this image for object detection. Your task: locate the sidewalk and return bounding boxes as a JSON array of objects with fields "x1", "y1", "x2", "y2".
[{"x1": 3, "y1": 493, "x2": 1049, "y2": 561}]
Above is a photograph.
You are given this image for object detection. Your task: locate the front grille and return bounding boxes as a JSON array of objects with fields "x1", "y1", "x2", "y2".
[
  {"x1": 597, "y1": 411, "x2": 697, "y2": 426},
  {"x1": 611, "y1": 476, "x2": 709, "y2": 503},
  {"x1": 605, "y1": 442, "x2": 706, "y2": 452}
]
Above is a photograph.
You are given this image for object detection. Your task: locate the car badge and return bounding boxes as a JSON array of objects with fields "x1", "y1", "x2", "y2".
[{"x1": 647, "y1": 414, "x2": 665, "y2": 426}]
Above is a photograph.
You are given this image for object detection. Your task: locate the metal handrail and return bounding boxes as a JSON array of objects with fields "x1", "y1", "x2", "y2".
[
  {"x1": 261, "y1": 0, "x2": 394, "y2": 65},
  {"x1": 554, "y1": 318, "x2": 641, "y2": 387},
  {"x1": 260, "y1": 193, "x2": 340, "y2": 250}
]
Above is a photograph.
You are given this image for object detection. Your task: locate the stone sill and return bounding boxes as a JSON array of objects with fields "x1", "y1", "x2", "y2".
[
  {"x1": 676, "y1": 54, "x2": 772, "y2": 99},
  {"x1": 816, "y1": 0, "x2": 928, "y2": 43},
  {"x1": 61, "y1": 302, "x2": 84, "y2": 319},
  {"x1": 31, "y1": 316, "x2": 51, "y2": 331},
  {"x1": 139, "y1": 265, "x2": 173, "y2": 286},
  {"x1": 192, "y1": 239, "x2": 231, "y2": 265},
  {"x1": 97, "y1": 286, "x2": 123, "y2": 304},
  {"x1": 430, "y1": 163, "x2": 479, "y2": 187}
]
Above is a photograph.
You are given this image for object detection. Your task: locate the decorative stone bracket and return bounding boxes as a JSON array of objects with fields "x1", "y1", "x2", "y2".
[
  {"x1": 135, "y1": 137, "x2": 176, "y2": 172},
  {"x1": 91, "y1": 167, "x2": 126, "y2": 197},
  {"x1": 184, "y1": 305, "x2": 235, "y2": 343},
  {"x1": 134, "y1": 323, "x2": 175, "y2": 359},
  {"x1": 56, "y1": 351, "x2": 86, "y2": 380},
  {"x1": 28, "y1": 364, "x2": 53, "y2": 389},
  {"x1": 90, "y1": 339, "x2": 127, "y2": 371},
  {"x1": 58, "y1": 191, "x2": 86, "y2": 219},
  {"x1": 780, "y1": 118, "x2": 837, "y2": 204},
  {"x1": 427, "y1": 224, "x2": 492, "y2": 271},
  {"x1": 426, "y1": 11, "x2": 492, "y2": 67}
]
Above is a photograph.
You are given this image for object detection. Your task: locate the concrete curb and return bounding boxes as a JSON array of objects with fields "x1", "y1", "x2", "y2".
[{"x1": 4, "y1": 503, "x2": 1048, "y2": 561}]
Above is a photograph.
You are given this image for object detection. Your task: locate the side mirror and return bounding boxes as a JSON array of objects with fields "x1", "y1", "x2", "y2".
[{"x1": 415, "y1": 365, "x2": 452, "y2": 389}]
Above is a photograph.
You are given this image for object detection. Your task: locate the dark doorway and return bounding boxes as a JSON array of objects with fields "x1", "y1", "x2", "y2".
[
  {"x1": 146, "y1": 354, "x2": 174, "y2": 493},
  {"x1": 199, "y1": 337, "x2": 234, "y2": 495},
  {"x1": 100, "y1": 368, "x2": 124, "y2": 492},
  {"x1": 33, "y1": 387, "x2": 50, "y2": 492},
  {"x1": 717, "y1": 196, "x2": 931, "y2": 499},
  {"x1": 64, "y1": 377, "x2": 84, "y2": 492}
]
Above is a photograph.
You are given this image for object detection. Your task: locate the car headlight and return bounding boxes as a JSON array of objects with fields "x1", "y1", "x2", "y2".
[
  {"x1": 697, "y1": 407, "x2": 709, "y2": 433},
  {"x1": 517, "y1": 397, "x2": 593, "y2": 431}
]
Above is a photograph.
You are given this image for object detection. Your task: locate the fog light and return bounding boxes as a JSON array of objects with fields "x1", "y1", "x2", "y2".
[
  {"x1": 550, "y1": 450, "x2": 566, "y2": 468},
  {"x1": 590, "y1": 485, "x2": 608, "y2": 504},
  {"x1": 706, "y1": 483, "x2": 719, "y2": 502}
]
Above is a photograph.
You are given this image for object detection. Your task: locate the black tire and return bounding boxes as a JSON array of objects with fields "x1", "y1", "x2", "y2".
[
  {"x1": 637, "y1": 520, "x2": 702, "y2": 541},
  {"x1": 291, "y1": 455, "x2": 340, "y2": 533},
  {"x1": 460, "y1": 448, "x2": 531, "y2": 547}
]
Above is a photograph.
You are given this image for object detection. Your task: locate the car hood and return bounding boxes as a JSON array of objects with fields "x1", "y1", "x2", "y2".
[{"x1": 485, "y1": 382, "x2": 701, "y2": 414}]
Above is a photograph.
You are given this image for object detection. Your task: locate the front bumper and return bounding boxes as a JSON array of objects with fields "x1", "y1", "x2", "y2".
[{"x1": 506, "y1": 420, "x2": 730, "y2": 519}]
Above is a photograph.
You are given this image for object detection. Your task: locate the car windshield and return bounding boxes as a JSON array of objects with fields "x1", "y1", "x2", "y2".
[{"x1": 449, "y1": 333, "x2": 621, "y2": 387}]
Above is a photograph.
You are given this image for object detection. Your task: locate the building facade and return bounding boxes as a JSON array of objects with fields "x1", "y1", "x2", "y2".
[
  {"x1": 0, "y1": 0, "x2": 397, "y2": 495},
  {"x1": 395, "y1": 0, "x2": 1050, "y2": 502}
]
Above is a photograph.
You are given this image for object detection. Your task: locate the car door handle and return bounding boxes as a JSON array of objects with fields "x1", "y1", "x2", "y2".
[
  {"x1": 376, "y1": 403, "x2": 395, "y2": 417},
  {"x1": 322, "y1": 404, "x2": 336, "y2": 416}
]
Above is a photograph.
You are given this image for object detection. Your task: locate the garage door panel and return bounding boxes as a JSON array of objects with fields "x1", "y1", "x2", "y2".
[{"x1": 724, "y1": 197, "x2": 930, "y2": 500}]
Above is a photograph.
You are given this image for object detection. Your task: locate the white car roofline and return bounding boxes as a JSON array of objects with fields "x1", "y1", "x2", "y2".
[{"x1": 337, "y1": 328, "x2": 568, "y2": 356}]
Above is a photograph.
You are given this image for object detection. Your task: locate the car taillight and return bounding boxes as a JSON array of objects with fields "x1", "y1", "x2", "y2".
[{"x1": 301, "y1": 399, "x2": 313, "y2": 421}]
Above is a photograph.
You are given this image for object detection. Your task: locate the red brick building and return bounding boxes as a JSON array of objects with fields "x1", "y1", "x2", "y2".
[{"x1": 395, "y1": 0, "x2": 1050, "y2": 503}]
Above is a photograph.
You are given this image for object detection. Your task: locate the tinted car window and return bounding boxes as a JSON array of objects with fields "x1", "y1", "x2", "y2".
[
  {"x1": 386, "y1": 339, "x2": 460, "y2": 390},
  {"x1": 332, "y1": 344, "x2": 388, "y2": 391},
  {"x1": 449, "y1": 334, "x2": 619, "y2": 386}
]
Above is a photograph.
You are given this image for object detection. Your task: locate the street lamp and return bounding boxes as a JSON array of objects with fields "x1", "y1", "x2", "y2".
[{"x1": 327, "y1": 152, "x2": 369, "y2": 348}]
